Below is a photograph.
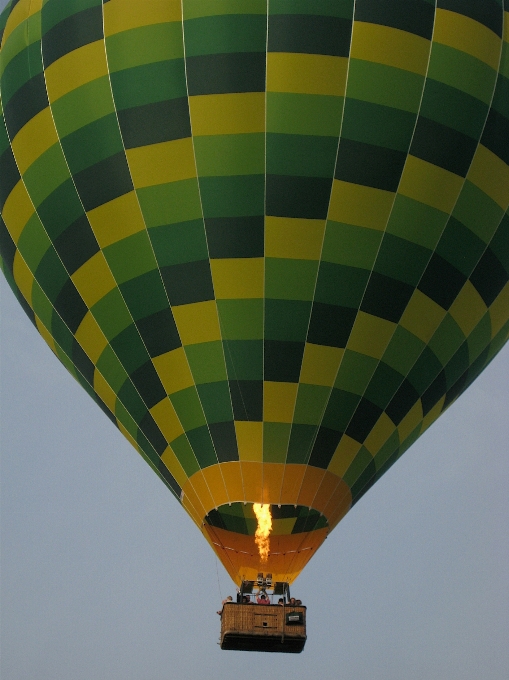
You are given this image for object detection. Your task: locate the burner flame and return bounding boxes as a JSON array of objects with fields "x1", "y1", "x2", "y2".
[{"x1": 253, "y1": 503, "x2": 272, "y2": 562}]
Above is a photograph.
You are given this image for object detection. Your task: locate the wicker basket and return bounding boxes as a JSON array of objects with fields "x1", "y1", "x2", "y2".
[{"x1": 220, "y1": 603, "x2": 307, "y2": 653}]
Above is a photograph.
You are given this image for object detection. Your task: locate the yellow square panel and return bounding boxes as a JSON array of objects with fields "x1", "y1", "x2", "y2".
[
  {"x1": 489, "y1": 282, "x2": 509, "y2": 338},
  {"x1": 189, "y1": 93, "x2": 265, "y2": 136},
  {"x1": 182, "y1": 486, "x2": 206, "y2": 525},
  {"x1": 13, "y1": 251, "x2": 34, "y2": 305},
  {"x1": 220, "y1": 462, "x2": 245, "y2": 501},
  {"x1": 87, "y1": 191, "x2": 146, "y2": 248},
  {"x1": 449, "y1": 281, "x2": 487, "y2": 337},
  {"x1": 400, "y1": 289, "x2": 446, "y2": 343},
  {"x1": 397, "y1": 401, "x2": 423, "y2": 443},
  {"x1": 72, "y1": 252, "x2": 117, "y2": 308},
  {"x1": 267, "y1": 53, "x2": 348, "y2": 96},
  {"x1": 2, "y1": 0, "x2": 40, "y2": 46},
  {"x1": 1, "y1": 180, "x2": 34, "y2": 243},
  {"x1": 104, "y1": 0, "x2": 181, "y2": 36},
  {"x1": 160, "y1": 447, "x2": 188, "y2": 490},
  {"x1": 328, "y1": 180, "x2": 394, "y2": 230},
  {"x1": 44, "y1": 41, "x2": 109, "y2": 102},
  {"x1": 348, "y1": 312, "x2": 396, "y2": 359},
  {"x1": 235, "y1": 421, "x2": 263, "y2": 462},
  {"x1": 172, "y1": 300, "x2": 221, "y2": 344},
  {"x1": 300, "y1": 343, "x2": 343, "y2": 387},
  {"x1": 434, "y1": 9, "x2": 501, "y2": 70},
  {"x1": 351, "y1": 21, "x2": 430, "y2": 75},
  {"x1": 150, "y1": 397, "x2": 184, "y2": 443},
  {"x1": 279, "y1": 464, "x2": 307, "y2": 506},
  {"x1": 363, "y1": 413, "x2": 396, "y2": 456},
  {"x1": 313, "y1": 469, "x2": 341, "y2": 514},
  {"x1": 210, "y1": 258, "x2": 263, "y2": 299},
  {"x1": 201, "y1": 465, "x2": 230, "y2": 508},
  {"x1": 181, "y1": 475, "x2": 207, "y2": 517},
  {"x1": 297, "y1": 466, "x2": 326, "y2": 507},
  {"x1": 75, "y1": 312, "x2": 108, "y2": 363},
  {"x1": 240, "y1": 461, "x2": 263, "y2": 502},
  {"x1": 262, "y1": 462, "x2": 285, "y2": 505},
  {"x1": 11, "y1": 108, "x2": 59, "y2": 175},
  {"x1": 467, "y1": 145, "x2": 509, "y2": 210},
  {"x1": 328, "y1": 434, "x2": 362, "y2": 478},
  {"x1": 265, "y1": 217, "x2": 325, "y2": 260},
  {"x1": 187, "y1": 469, "x2": 215, "y2": 514},
  {"x1": 263, "y1": 381, "x2": 298, "y2": 423},
  {"x1": 35, "y1": 316, "x2": 57, "y2": 354},
  {"x1": 152, "y1": 347, "x2": 193, "y2": 395},
  {"x1": 399, "y1": 155, "x2": 464, "y2": 214},
  {"x1": 126, "y1": 138, "x2": 196, "y2": 188},
  {"x1": 94, "y1": 369, "x2": 117, "y2": 413}
]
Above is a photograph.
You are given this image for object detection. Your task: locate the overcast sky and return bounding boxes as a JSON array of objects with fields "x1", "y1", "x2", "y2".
[{"x1": 1, "y1": 2, "x2": 508, "y2": 677}]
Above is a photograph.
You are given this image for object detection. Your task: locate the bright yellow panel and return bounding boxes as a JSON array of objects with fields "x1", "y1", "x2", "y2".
[
  {"x1": 172, "y1": 300, "x2": 221, "y2": 344},
  {"x1": 181, "y1": 476, "x2": 207, "y2": 517},
  {"x1": 348, "y1": 312, "x2": 396, "y2": 359},
  {"x1": 489, "y1": 282, "x2": 509, "y2": 338},
  {"x1": 265, "y1": 217, "x2": 325, "y2": 260},
  {"x1": 150, "y1": 398, "x2": 184, "y2": 442},
  {"x1": 328, "y1": 435, "x2": 362, "y2": 478},
  {"x1": 152, "y1": 347, "x2": 193, "y2": 395},
  {"x1": 261, "y1": 462, "x2": 285, "y2": 505},
  {"x1": 267, "y1": 53, "x2": 348, "y2": 95},
  {"x1": 399, "y1": 155, "x2": 464, "y2": 213},
  {"x1": 351, "y1": 21, "x2": 430, "y2": 75},
  {"x1": 297, "y1": 466, "x2": 326, "y2": 507},
  {"x1": 210, "y1": 258, "x2": 263, "y2": 299},
  {"x1": 328, "y1": 180, "x2": 394, "y2": 230},
  {"x1": 160, "y1": 447, "x2": 188, "y2": 490},
  {"x1": 239, "y1": 461, "x2": 263, "y2": 503},
  {"x1": 467, "y1": 145, "x2": 509, "y2": 210},
  {"x1": 300, "y1": 343, "x2": 343, "y2": 387},
  {"x1": 104, "y1": 0, "x2": 181, "y2": 36},
  {"x1": 263, "y1": 381, "x2": 298, "y2": 423},
  {"x1": 126, "y1": 138, "x2": 196, "y2": 188},
  {"x1": 1, "y1": 180, "x2": 34, "y2": 243},
  {"x1": 201, "y1": 465, "x2": 230, "y2": 509},
  {"x1": 87, "y1": 192, "x2": 146, "y2": 248},
  {"x1": 11, "y1": 108, "x2": 59, "y2": 175},
  {"x1": 72, "y1": 252, "x2": 117, "y2": 308},
  {"x1": 189, "y1": 93, "x2": 265, "y2": 135},
  {"x1": 449, "y1": 281, "x2": 487, "y2": 337},
  {"x1": 364, "y1": 413, "x2": 396, "y2": 456},
  {"x1": 235, "y1": 421, "x2": 263, "y2": 462},
  {"x1": 44, "y1": 41, "x2": 109, "y2": 102},
  {"x1": 434, "y1": 9, "x2": 501, "y2": 70},
  {"x1": 279, "y1": 464, "x2": 306, "y2": 506},
  {"x1": 12, "y1": 251, "x2": 33, "y2": 304},
  {"x1": 35, "y1": 316, "x2": 57, "y2": 354},
  {"x1": 400, "y1": 289, "x2": 446, "y2": 343},
  {"x1": 186, "y1": 469, "x2": 215, "y2": 514},
  {"x1": 94, "y1": 369, "x2": 117, "y2": 413},
  {"x1": 220, "y1": 461, "x2": 245, "y2": 501},
  {"x1": 75, "y1": 312, "x2": 108, "y2": 364}
]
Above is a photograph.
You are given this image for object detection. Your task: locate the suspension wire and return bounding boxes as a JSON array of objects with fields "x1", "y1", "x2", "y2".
[{"x1": 215, "y1": 557, "x2": 223, "y2": 602}]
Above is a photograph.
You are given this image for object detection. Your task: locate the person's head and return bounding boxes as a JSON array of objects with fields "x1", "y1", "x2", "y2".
[
  {"x1": 226, "y1": 596, "x2": 232, "y2": 602},
  {"x1": 261, "y1": 593, "x2": 267, "y2": 600},
  {"x1": 243, "y1": 595, "x2": 250, "y2": 603},
  {"x1": 290, "y1": 597, "x2": 296, "y2": 605},
  {"x1": 278, "y1": 598, "x2": 284, "y2": 605}
]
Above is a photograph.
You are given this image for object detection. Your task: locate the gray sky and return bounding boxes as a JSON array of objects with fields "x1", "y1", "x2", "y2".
[{"x1": 1, "y1": 2, "x2": 508, "y2": 676}]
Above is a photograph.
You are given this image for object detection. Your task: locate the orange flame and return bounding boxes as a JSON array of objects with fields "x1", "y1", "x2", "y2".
[{"x1": 253, "y1": 503, "x2": 272, "y2": 562}]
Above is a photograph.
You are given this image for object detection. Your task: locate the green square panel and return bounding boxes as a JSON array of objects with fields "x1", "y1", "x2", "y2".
[
  {"x1": 110, "y1": 60, "x2": 188, "y2": 110},
  {"x1": 150, "y1": 220, "x2": 208, "y2": 267},
  {"x1": 341, "y1": 98, "x2": 416, "y2": 152},
  {"x1": 110, "y1": 324, "x2": 150, "y2": 374},
  {"x1": 183, "y1": 14, "x2": 267, "y2": 57},
  {"x1": 96, "y1": 345, "x2": 129, "y2": 392},
  {"x1": 224, "y1": 340, "x2": 263, "y2": 380},
  {"x1": 37, "y1": 178, "x2": 85, "y2": 240},
  {"x1": 293, "y1": 383, "x2": 330, "y2": 425},
  {"x1": 286, "y1": 424, "x2": 317, "y2": 464},
  {"x1": 91, "y1": 288, "x2": 132, "y2": 339},
  {"x1": 314, "y1": 262, "x2": 369, "y2": 308},
  {"x1": 263, "y1": 422, "x2": 291, "y2": 463},
  {"x1": 171, "y1": 433, "x2": 200, "y2": 477},
  {"x1": 373, "y1": 430, "x2": 400, "y2": 471},
  {"x1": 335, "y1": 350, "x2": 378, "y2": 394},
  {"x1": 217, "y1": 299, "x2": 263, "y2": 340},
  {"x1": 196, "y1": 381, "x2": 234, "y2": 423},
  {"x1": 186, "y1": 426, "x2": 218, "y2": 468},
  {"x1": 198, "y1": 175, "x2": 265, "y2": 218},
  {"x1": 31, "y1": 281, "x2": 54, "y2": 329},
  {"x1": 266, "y1": 92, "x2": 343, "y2": 137},
  {"x1": 138, "y1": 179, "x2": 203, "y2": 228},
  {"x1": 321, "y1": 388, "x2": 361, "y2": 432},
  {"x1": 374, "y1": 233, "x2": 431, "y2": 286},
  {"x1": 382, "y1": 325, "x2": 425, "y2": 375},
  {"x1": 60, "y1": 113, "x2": 124, "y2": 175},
  {"x1": 266, "y1": 133, "x2": 338, "y2": 177},
  {"x1": 466, "y1": 313, "x2": 491, "y2": 364},
  {"x1": 106, "y1": 23, "x2": 184, "y2": 72},
  {"x1": 185, "y1": 341, "x2": 228, "y2": 383},
  {"x1": 17, "y1": 214, "x2": 51, "y2": 271},
  {"x1": 117, "y1": 377, "x2": 148, "y2": 421},
  {"x1": 436, "y1": 217, "x2": 486, "y2": 277},
  {"x1": 114, "y1": 401, "x2": 138, "y2": 440},
  {"x1": 103, "y1": 232, "x2": 157, "y2": 285},
  {"x1": 428, "y1": 314, "x2": 466, "y2": 366},
  {"x1": 265, "y1": 258, "x2": 318, "y2": 300},
  {"x1": 452, "y1": 182, "x2": 504, "y2": 244},
  {"x1": 322, "y1": 221, "x2": 382, "y2": 268},
  {"x1": 170, "y1": 386, "x2": 207, "y2": 431},
  {"x1": 364, "y1": 361, "x2": 404, "y2": 411},
  {"x1": 407, "y1": 345, "x2": 444, "y2": 394},
  {"x1": 343, "y1": 446, "x2": 374, "y2": 488},
  {"x1": 265, "y1": 299, "x2": 311, "y2": 341},
  {"x1": 347, "y1": 60, "x2": 424, "y2": 114},
  {"x1": 193, "y1": 134, "x2": 264, "y2": 177},
  {"x1": 50, "y1": 77, "x2": 116, "y2": 138},
  {"x1": 386, "y1": 195, "x2": 447, "y2": 250},
  {"x1": 22, "y1": 144, "x2": 70, "y2": 207},
  {"x1": 119, "y1": 269, "x2": 168, "y2": 321}
]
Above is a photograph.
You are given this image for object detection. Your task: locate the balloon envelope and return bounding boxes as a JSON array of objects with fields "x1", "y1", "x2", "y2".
[{"x1": 0, "y1": 0, "x2": 508, "y2": 584}]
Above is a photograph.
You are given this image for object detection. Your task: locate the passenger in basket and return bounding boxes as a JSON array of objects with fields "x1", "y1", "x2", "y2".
[
  {"x1": 243, "y1": 595, "x2": 254, "y2": 604},
  {"x1": 257, "y1": 592, "x2": 270, "y2": 605},
  {"x1": 289, "y1": 597, "x2": 296, "y2": 607},
  {"x1": 277, "y1": 598, "x2": 285, "y2": 606},
  {"x1": 295, "y1": 599, "x2": 302, "y2": 606},
  {"x1": 217, "y1": 595, "x2": 233, "y2": 615}
]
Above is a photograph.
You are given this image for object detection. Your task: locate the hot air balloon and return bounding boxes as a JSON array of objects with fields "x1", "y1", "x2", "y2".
[{"x1": 0, "y1": 0, "x2": 508, "y2": 645}]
